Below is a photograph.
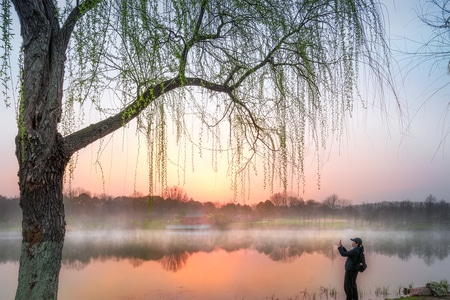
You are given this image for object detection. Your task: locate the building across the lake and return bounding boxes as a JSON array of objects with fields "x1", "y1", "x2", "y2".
[{"x1": 166, "y1": 211, "x2": 212, "y2": 230}]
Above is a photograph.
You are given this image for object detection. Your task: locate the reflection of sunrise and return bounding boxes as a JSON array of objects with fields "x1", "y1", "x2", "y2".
[
  {"x1": 55, "y1": 244, "x2": 450, "y2": 300},
  {"x1": 59, "y1": 248, "x2": 342, "y2": 299}
]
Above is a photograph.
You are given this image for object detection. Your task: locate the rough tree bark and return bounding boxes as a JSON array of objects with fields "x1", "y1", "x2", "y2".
[
  {"x1": 12, "y1": 0, "x2": 70, "y2": 298},
  {"x1": 12, "y1": 1, "x2": 91, "y2": 298},
  {"x1": 15, "y1": 135, "x2": 69, "y2": 300}
]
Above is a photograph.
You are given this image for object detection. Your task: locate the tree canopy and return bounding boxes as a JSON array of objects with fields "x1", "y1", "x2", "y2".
[{"x1": 3, "y1": 0, "x2": 391, "y2": 200}]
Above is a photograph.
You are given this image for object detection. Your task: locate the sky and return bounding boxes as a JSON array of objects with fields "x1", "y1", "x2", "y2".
[{"x1": 0, "y1": 0, "x2": 449, "y2": 205}]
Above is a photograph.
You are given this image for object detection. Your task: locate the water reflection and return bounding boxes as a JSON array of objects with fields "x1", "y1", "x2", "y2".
[
  {"x1": 368, "y1": 231, "x2": 450, "y2": 266},
  {"x1": 160, "y1": 251, "x2": 190, "y2": 272},
  {"x1": 1, "y1": 229, "x2": 450, "y2": 300},
  {"x1": 1, "y1": 229, "x2": 449, "y2": 269}
]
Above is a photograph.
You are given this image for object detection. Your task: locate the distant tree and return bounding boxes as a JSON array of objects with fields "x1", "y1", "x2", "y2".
[
  {"x1": 3, "y1": 0, "x2": 391, "y2": 298},
  {"x1": 323, "y1": 194, "x2": 339, "y2": 209},
  {"x1": 0, "y1": 195, "x2": 20, "y2": 228},
  {"x1": 270, "y1": 192, "x2": 286, "y2": 207},
  {"x1": 436, "y1": 199, "x2": 450, "y2": 225},
  {"x1": 75, "y1": 192, "x2": 93, "y2": 206},
  {"x1": 153, "y1": 196, "x2": 179, "y2": 215},
  {"x1": 425, "y1": 194, "x2": 437, "y2": 206},
  {"x1": 163, "y1": 186, "x2": 189, "y2": 202},
  {"x1": 185, "y1": 199, "x2": 203, "y2": 212},
  {"x1": 424, "y1": 194, "x2": 438, "y2": 222},
  {"x1": 338, "y1": 198, "x2": 351, "y2": 207},
  {"x1": 255, "y1": 200, "x2": 276, "y2": 219},
  {"x1": 238, "y1": 203, "x2": 253, "y2": 216},
  {"x1": 398, "y1": 199, "x2": 414, "y2": 223},
  {"x1": 288, "y1": 196, "x2": 304, "y2": 208},
  {"x1": 304, "y1": 199, "x2": 320, "y2": 221},
  {"x1": 0, "y1": 195, "x2": 8, "y2": 218},
  {"x1": 221, "y1": 202, "x2": 237, "y2": 214},
  {"x1": 306, "y1": 199, "x2": 320, "y2": 207},
  {"x1": 287, "y1": 195, "x2": 305, "y2": 217},
  {"x1": 64, "y1": 187, "x2": 92, "y2": 199},
  {"x1": 203, "y1": 202, "x2": 217, "y2": 214}
]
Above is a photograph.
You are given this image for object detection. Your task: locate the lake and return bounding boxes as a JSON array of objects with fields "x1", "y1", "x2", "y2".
[{"x1": 1, "y1": 229, "x2": 449, "y2": 299}]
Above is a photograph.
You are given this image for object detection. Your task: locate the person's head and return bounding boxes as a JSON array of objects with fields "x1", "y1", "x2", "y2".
[{"x1": 351, "y1": 237, "x2": 362, "y2": 246}]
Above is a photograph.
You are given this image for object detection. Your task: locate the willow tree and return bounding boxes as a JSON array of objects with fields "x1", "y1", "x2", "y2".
[{"x1": 3, "y1": 0, "x2": 390, "y2": 299}]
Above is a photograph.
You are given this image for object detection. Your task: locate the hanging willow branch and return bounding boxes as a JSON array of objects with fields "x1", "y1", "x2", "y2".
[
  {"x1": 4, "y1": 0, "x2": 393, "y2": 200},
  {"x1": 0, "y1": 0, "x2": 12, "y2": 105}
]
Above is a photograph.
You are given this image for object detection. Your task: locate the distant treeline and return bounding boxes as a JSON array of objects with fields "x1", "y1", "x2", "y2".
[{"x1": 1, "y1": 192, "x2": 448, "y2": 230}]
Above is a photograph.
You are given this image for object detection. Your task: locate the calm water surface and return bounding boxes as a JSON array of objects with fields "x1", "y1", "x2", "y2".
[{"x1": 1, "y1": 229, "x2": 449, "y2": 299}]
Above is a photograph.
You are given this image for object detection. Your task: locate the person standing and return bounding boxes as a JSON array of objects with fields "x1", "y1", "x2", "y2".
[{"x1": 338, "y1": 237, "x2": 364, "y2": 300}]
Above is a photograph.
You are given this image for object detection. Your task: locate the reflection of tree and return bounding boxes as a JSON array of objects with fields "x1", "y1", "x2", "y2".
[
  {"x1": 268, "y1": 246, "x2": 296, "y2": 262},
  {"x1": 417, "y1": 244, "x2": 437, "y2": 267},
  {"x1": 287, "y1": 246, "x2": 304, "y2": 259},
  {"x1": 129, "y1": 258, "x2": 145, "y2": 268},
  {"x1": 397, "y1": 246, "x2": 413, "y2": 261},
  {"x1": 160, "y1": 252, "x2": 190, "y2": 272},
  {"x1": 370, "y1": 232, "x2": 450, "y2": 266},
  {"x1": 421, "y1": 252, "x2": 435, "y2": 267},
  {"x1": 62, "y1": 260, "x2": 89, "y2": 271}
]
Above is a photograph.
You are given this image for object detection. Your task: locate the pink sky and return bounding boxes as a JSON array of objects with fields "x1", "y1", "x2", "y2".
[{"x1": 0, "y1": 0, "x2": 448, "y2": 205}]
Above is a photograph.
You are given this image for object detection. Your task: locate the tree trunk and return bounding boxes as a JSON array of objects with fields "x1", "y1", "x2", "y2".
[
  {"x1": 15, "y1": 242, "x2": 64, "y2": 300},
  {"x1": 10, "y1": 1, "x2": 72, "y2": 298},
  {"x1": 15, "y1": 134, "x2": 70, "y2": 300}
]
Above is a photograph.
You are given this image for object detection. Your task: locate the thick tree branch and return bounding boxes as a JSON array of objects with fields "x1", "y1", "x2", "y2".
[
  {"x1": 65, "y1": 74, "x2": 264, "y2": 155},
  {"x1": 60, "y1": 0, "x2": 103, "y2": 50},
  {"x1": 65, "y1": 76, "x2": 232, "y2": 154}
]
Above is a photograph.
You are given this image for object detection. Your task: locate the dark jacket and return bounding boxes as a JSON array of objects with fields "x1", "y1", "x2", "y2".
[{"x1": 338, "y1": 245, "x2": 361, "y2": 271}]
